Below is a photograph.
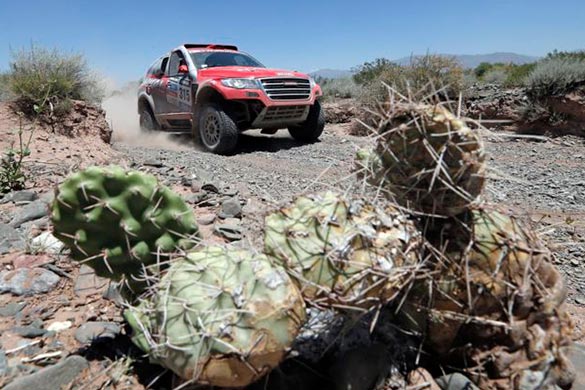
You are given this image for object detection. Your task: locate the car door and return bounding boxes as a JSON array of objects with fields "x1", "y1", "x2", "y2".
[
  {"x1": 149, "y1": 56, "x2": 170, "y2": 115},
  {"x1": 165, "y1": 50, "x2": 193, "y2": 122}
]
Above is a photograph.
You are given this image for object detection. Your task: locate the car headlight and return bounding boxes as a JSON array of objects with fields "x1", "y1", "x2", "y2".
[
  {"x1": 309, "y1": 77, "x2": 317, "y2": 89},
  {"x1": 220, "y1": 78, "x2": 261, "y2": 89}
]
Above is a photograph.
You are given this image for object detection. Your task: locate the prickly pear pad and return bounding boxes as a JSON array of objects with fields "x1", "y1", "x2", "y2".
[
  {"x1": 374, "y1": 96, "x2": 486, "y2": 216},
  {"x1": 400, "y1": 207, "x2": 574, "y2": 389},
  {"x1": 124, "y1": 246, "x2": 306, "y2": 388},
  {"x1": 264, "y1": 191, "x2": 422, "y2": 311},
  {"x1": 51, "y1": 166, "x2": 200, "y2": 292}
]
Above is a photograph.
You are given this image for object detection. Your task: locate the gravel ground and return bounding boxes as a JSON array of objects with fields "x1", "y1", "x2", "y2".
[{"x1": 115, "y1": 127, "x2": 585, "y2": 303}]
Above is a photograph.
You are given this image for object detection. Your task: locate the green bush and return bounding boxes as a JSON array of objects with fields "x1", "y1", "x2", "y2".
[
  {"x1": 483, "y1": 68, "x2": 508, "y2": 85},
  {"x1": 354, "y1": 54, "x2": 464, "y2": 106},
  {"x1": 8, "y1": 45, "x2": 104, "y2": 114},
  {"x1": 525, "y1": 57, "x2": 585, "y2": 99},
  {"x1": 546, "y1": 49, "x2": 585, "y2": 61},
  {"x1": 504, "y1": 63, "x2": 536, "y2": 87},
  {"x1": 352, "y1": 58, "x2": 398, "y2": 85}
]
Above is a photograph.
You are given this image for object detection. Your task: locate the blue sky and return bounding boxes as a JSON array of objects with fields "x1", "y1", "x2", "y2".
[{"x1": 0, "y1": 0, "x2": 583, "y2": 85}]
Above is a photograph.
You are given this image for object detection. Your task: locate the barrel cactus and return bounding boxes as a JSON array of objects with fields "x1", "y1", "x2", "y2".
[
  {"x1": 51, "y1": 165, "x2": 200, "y2": 293},
  {"x1": 399, "y1": 207, "x2": 574, "y2": 390},
  {"x1": 264, "y1": 191, "x2": 422, "y2": 311},
  {"x1": 124, "y1": 246, "x2": 306, "y2": 388},
  {"x1": 374, "y1": 97, "x2": 486, "y2": 216}
]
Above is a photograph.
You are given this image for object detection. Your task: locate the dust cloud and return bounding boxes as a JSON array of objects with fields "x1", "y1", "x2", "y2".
[{"x1": 101, "y1": 87, "x2": 191, "y2": 150}]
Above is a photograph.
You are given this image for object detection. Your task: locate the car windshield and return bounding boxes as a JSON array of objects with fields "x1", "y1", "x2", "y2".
[{"x1": 190, "y1": 51, "x2": 265, "y2": 69}]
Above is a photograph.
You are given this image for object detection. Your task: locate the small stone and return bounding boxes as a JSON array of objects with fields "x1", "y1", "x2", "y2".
[
  {"x1": 12, "y1": 253, "x2": 52, "y2": 269},
  {"x1": 191, "y1": 180, "x2": 203, "y2": 192},
  {"x1": 9, "y1": 200, "x2": 49, "y2": 228},
  {"x1": 214, "y1": 224, "x2": 243, "y2": 241},
  {"x1": 575, "y1": 295, "x2": 585, "y2": 305},
  {"x1": 143, "y1": 159, "x2": 164, "y2": 168},
  {"x1": 563, "y1": 343, "x2": 585, "y2": 389},
  {"x1": 0, "y1": 190, "x2": 38, "y2": 204},
  {"x1": 197, "y1": 213, "x2": 216, "y2": 226},
  {"x1": 3, "y1": 355, "x2": 89, "y2": 390},
  {"x1": 223, "y1": 217, "x2": 241, "y2": 226},
  {"x1": 0, "y1": 268, "x2": 60, "y2": 296},
  {"x1": 47, "y1": 321, "x2": 73, "y2": 333},
  {"x1": 219, "y1": 197, "x2": 242, "y2": 219},
  {"x1": 436, "y1": 373, "x2": 479, "y2": 390},
  {"x1": 13, "y1": 322, "x2": 46, "y2": 338},
  {"x1": 74, "y1": 265, "x2": 109, "y2": 298},
  {"x1": 74, "y1": 322, "x2": 121, "y2": 344},
  {"x1": 186, "y1": 192, "x2": 208, "y2": 204},
  {"x1": 0, "y1": 349, "x2": 8, "y2": 376},
  {"x1": 0, "y1": 302, "x2": 27, "y2": 317},
  {"x1": 0, "y1": 224, "x2": 25, "y2": 254},
  {"x1": 29, "y1": 232, "x2": 64, "y2": 254}
]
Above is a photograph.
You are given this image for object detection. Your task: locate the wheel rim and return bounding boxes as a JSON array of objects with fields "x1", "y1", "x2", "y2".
[
  {"x1": 202, "y1": 113, "x2": 221, "y2": 148},
  {"x1": 140, "y1": 111, "x2": 154, "y2": 131}
]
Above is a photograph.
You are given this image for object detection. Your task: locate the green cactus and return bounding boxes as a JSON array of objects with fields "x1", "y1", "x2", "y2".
[
  {"x1": 400, "y1": 207, "x2": 574, "y2": 389},
  {"x1": 124, "y1": 245, "x2": 306, "y2": 388},
  {"x1": 354, "y1": 147, "x2": 383, "y2": 184},
  {"x1": 51, "y1": 165, "x2": 200, "y2": 293},
  {"x1": 264, "y1": 191, "x2": 422, "y2": 311},
  {"x1": 374, "y1": 99, "x2": 486, "y2": 216}
]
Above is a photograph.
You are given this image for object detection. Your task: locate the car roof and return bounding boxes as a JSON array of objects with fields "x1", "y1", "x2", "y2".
[{"x1": 182, "y1": 44, "x2": 239, "y2": 52}]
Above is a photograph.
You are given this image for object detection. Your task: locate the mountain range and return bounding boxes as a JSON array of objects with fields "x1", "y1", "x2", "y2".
[{"x1": 310, "y1": 52, "x2": 540, "y2": 79}]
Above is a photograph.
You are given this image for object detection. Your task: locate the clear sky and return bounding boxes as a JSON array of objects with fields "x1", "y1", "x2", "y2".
[{"x1": 0, "y1": 0, "x2": 583, "y2": 85}]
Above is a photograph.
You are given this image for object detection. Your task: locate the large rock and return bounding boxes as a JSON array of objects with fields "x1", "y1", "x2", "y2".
[
  {"x1": 0, "y1": 268, "x2": 60, "y2": 295},
  {"x1": 0, "y1": 224, "x2": 25, "y2": 254},
  {"x1": 74, "y1": 265, "x2": 109, "y2": 298},
  {"x1": 3, "y1": 355, "x2": 88, "y2": 390},
  {"x1": 74, "y1": 322, "x2": 121, "y2": 344},
  {"x1": 0, "y1": 190, "x2": 38, "y2": 204},
  {"x1": 9, "y1": 200, "x2": 49, "y2": 228}
]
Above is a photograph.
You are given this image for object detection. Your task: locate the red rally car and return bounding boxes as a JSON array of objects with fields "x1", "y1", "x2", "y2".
[{"x1": 137, "y1": 44, "x2": 324, "y2": 154}]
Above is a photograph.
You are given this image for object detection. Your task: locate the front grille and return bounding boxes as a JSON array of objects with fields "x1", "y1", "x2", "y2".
[
  {"x1": 263, "y1": 105, "x2": 308, "y2": 121},
  {"x1": 261, "y1": 78, "x2": 311, "y2": 100}
]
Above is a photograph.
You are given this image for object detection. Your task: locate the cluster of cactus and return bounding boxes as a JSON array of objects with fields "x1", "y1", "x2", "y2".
[
  {"x1": 50, "y1": 85, "x2": 575, "y2": 389},
  {"x1": 264, "y1": 191, "x2": 422, "y2": 311},
  {"x1": 51, "y1": 166, "x2": 200, "y2": 293},
  {"x1": 353, "y1": 88, "x2": 574, "y2": 389}
]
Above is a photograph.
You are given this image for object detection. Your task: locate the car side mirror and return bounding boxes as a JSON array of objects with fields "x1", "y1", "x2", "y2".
[{"x1": 178, "y1": 64, "x2": 189, "y2": 74}]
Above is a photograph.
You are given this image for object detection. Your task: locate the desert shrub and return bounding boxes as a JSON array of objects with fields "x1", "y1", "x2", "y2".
[
  {"x1": 474, "y1": 62, "x2": 494, "y2": 78},
  {"x1": 320, "y1": 77, "x2": 363, "y2": 100},
  {"x1": 0, "y1": 72, "x2": 10, "y2": 101},
  {"x1": 7, "y1": 45, "x2": 104, "y2": 115},
  {"x1": 546, "y1": 49, "x2": 585, "y2": 61},
  {"x1": 504, "y1": 63, "x2": 536, "y2": 87},
  {"x1": 355, "y1": 54, "x2": 464, "y2": 106},
  {"x1": 483, "y1": 68, "x2": 508, "y2": 85},
  {"x1": 525, "y1": 57, "x2": 585, "y2": 99},
  {"x1": 352, "y1": 58, "x2": 397, "y2": 85}
]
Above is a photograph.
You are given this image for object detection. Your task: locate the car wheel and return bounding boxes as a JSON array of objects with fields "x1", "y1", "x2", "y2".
[
  {"x1": 197, "y1": 104, "x2": 238, "y2": 154},
  {"x1": 288, "y1": 101, "x2": 325, "y2": 142},
  {"x1": 139, "y1": 106, "x2": 159, "y2": 132}
]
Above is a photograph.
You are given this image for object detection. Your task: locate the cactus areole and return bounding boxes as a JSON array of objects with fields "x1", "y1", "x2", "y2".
[
  {"x1": 50, "y1": 166, "x2": 200, "y2": 293},
  {"x1": 124, "y1": 246, "x2": 306, "y2": 387}
]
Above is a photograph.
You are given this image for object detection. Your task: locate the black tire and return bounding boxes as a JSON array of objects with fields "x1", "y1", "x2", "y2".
[
  {"x1": 196, "y1": 104, "x2": 239, "y2": 154},
  {"x1": 288, "y1": 101, "x2": 325, "y2": 142},
  {"x1": 139, "y1": 105, "x2": 159, "y2": 132}
]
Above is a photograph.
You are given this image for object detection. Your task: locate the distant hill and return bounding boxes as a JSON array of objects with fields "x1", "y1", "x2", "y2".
[
  {"x1": 309, "y1": 68, "x2": 353, "y2": 79},
  {"x1": 393, "y1": 52, "x2": 540, "y2": 69},
  {"x1": 310, "y1": 52, "x2": 540, "y2": 79}
]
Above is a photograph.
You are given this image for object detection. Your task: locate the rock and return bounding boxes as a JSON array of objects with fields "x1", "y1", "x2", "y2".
[
  {"x1": 219, "y1": 197, "x2": 242, "y2": 219},
  {"x1": 0, "y1": 224, "x2": 25, "y2": 254},
  {"x1": 29, "y1": 232, "x2": 64, "y2": 254},
  {"x1": 74, "y1": 265, "x2": 109, "y2": 298},
  {"x1": 214, "y1": 224, "x2": 243, "y2": 241},
  {"x1": 407, "y1": 368, "x2": 441, "y2": 390},
  {"x1": 9, "y1": 200, "x2": 49, "y2": 228},
  {"x1": 0, "y1": 268, "x2": 60, "y2": 296},
  {"x1": 0, "y1": 190, "x2": 38, "y2": 204},
  {"x1": 436, "y1": 373, "x2": 479, "y2": 390},
  {"x1": 11, "y1": 253, "x2": 52, "y2": 269},
  {"x1": 3, "y1": 355, "x2": 88, "y2": 390},
  {"x1": 197, "y1": 213, "x2": 216, "y2": 226},
  {"x1": 13, "y1": 324, "x2": 46, "y2": 338},
  {"x1": 47, "y1": 321, "x2": 73, "y2": 333},
  {"x1": 223, "y1": 217, "x2": 241, "y2": 226},
  {"x1": 564, "y1": 343, "x2": 585, "y2": 389},
  {"x1": 0, "y1": 348, "x2": 8, "y2": 376},
  {"x1": 142, "y1": 158, "x2": 164, "y2": 168},
  {"x1": 186, "y1": 192, "x2": 208, "y2": 204},
  {"x1": 0, "y1": 302, "x2": 27, "y2": 317},
  {"x1": 102, "y1": 283, "x2": 124, "y2": 305},
  {"x1": 74, "y1": 322, "x2": 121, "y2": 344}
]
